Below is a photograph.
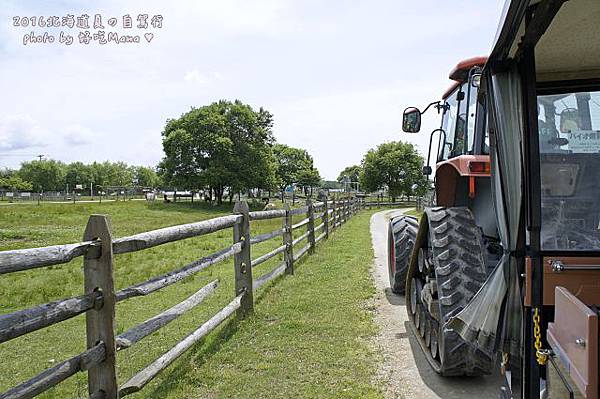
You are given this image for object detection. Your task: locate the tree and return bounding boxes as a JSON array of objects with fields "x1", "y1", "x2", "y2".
[
  {"x1": 18, "y1": 160, "x2": 66, "y2": 192},
  {"x1": 360, "y1": 141, "x2": 428, "y2": 201},
  {"x1": 159, "y1": 100, "x2": 277, "y2": 203},
  {"x1": 272, "y1": 144, "x2": 318, "y2": 195},
  {"x1": 297, "y1": 167, "x2": 321, "y2": 195},
  {"x1": 109, "y1": 162, "x2": 135, "y2": 187},
  {"x1": 65, "y1": 162, "x2": 93, "y2": 192},
  {"x1": 321, "y1": 180, "x2": 342, "y2": 190},
  {"x1": 337, "y1": 165, "x2": 362, "y2": 184},
  {"x1": 86, "y1": 161, "x2": 132, "y2": 191},
  {"x1": 0, "y1": 175, "x2": 33, "y2": 191},
  {"x1": 134, "y1": 166, "x2": 161, "y2": 188}
]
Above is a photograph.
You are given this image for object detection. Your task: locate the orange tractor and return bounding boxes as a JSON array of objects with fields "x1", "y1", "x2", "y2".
[
  {"x1": 388, "y1": 0, "x2": 600, "y2": 398},
  {"x1": 388, "y1": 56, "x2": 496, "y2": 376}
]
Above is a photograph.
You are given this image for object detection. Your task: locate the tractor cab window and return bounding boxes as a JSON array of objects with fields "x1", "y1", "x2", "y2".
[
  {"x1": 440, "y1": 88, "x2": 460, "y2": 160},
  {"x1": 538, "y1": 90, "x2": 600, "y2": 250},
  {"x1": 440, "y1": 84, "x2": 478, "y2": 160}
]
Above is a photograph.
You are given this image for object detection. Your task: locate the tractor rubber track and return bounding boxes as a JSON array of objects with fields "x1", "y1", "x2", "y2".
[
  {"x1": 407, "y1": 207, "x2": 493, "y2": 377},
  {"x1": 388, "y1": 215, "x2": 418, "y2": 294}
]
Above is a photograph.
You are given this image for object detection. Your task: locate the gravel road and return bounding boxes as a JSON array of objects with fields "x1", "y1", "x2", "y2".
[{"x1": 370, "y1": 209, "x2": 504, "y2": 399}]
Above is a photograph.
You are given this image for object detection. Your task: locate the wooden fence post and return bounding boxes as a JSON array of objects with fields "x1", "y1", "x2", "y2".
[
  {"x1": 233, "y1": 201, "x2": 253, "y2": 316},
  {"x1": 323, "y1": 198, "x2": 329, "y2": 239},
  {"x1": 306, "y1": 199, "x2": 315, "y2": 254},
  {"x1": 283, "y1": 203, "x2": 294, "y2": 275},
  {"x1": 331, "y1": 198, "x2": 337, "y2": 229},
  {"x1": 83, "y1": 215, "x2": 118, "y2": 399}
]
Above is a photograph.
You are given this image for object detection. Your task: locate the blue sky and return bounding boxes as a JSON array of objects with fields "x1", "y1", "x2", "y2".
[{"x1": 0, "y1": 0, "x2": 504, "y2": 179}]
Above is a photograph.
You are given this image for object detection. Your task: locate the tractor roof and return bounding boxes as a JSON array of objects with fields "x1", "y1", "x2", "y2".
[
  {"x1": 449, "y1": 56, "x2": 488, "y2": 82},
  {"x1": 442, "y1": 56, "x2": 488, "y2": 99},
  {"x1": 487, "y1": 0, "x2": 600, "y2": 81}
]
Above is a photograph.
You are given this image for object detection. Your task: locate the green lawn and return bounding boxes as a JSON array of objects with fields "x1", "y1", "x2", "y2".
[
  {"x1": 403, "y1": 208, "x2": 423, "y2": 219},
  {"x1": 0, "y1": 201, "x2": 382, "y2": 398}
]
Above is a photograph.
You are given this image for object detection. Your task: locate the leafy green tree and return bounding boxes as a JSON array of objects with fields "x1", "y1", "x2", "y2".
[
  {"x1": 18, "y1": 160, "x2": 66, "y2": 191},
  {"x1": 89, "y1": 162, "x2": 112, "y2": 188},
  {"x1": 337, "y1": 165, "x2": 362, "y2": 184},
  {"x1": 88, "y1": 161, "x2": 134, "y2": 189},
  {"x1": 110, "y1": 162, "x2": 135, "y2": 187},
  {"x1": 272, "y1": 144, "x2": 315, "y2": 192},
  {"x1": 321, "y1": 180, "x2": 342, "y2": 190},
  {"x1": 65, "y1": 162, "x2": 93, "y2": 191},
  {"x1": 159, "y1": 100, "x2": 276, "y2": 203},
  {"x1": 360, "y1": 141, "x2": 428, "y2": 201},
  {"x1": 134, "y1": 166, "x2": 161, "y2": 188},
  {"x1": 0, "y1": 175, "x2": 33, "y2": 191},
  {"x1": 297, "y1": 167, "x2": 321, "y2": 195}
]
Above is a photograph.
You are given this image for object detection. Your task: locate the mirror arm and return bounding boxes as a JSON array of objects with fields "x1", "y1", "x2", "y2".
[{"x1": 420, "y1": 101, "x2": 446, "y2": 115}]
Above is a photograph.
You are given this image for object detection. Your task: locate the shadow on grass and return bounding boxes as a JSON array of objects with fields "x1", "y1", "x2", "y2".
[
  {"x1": 145, "y1": 315, "x2": 243, "y2": 398},
  {"x1": 143, "y1": 257, "x2": 306, "y2": 397}
]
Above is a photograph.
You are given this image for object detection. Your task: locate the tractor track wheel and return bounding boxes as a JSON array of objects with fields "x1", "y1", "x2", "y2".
[
  {"x1": 406, "y1": 207, "x2": 493, "y2": 377},
  {"x1": 429, "y1": 207, "x2": 492, "y2": 376},
  {"x1": 387, "y1": 215, "x2": 418, "y2": 295}
]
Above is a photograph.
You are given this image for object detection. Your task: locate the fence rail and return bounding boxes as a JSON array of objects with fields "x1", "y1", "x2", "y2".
[{"x1": 0, "y1": 196, "x2": 391, "y2": 399}]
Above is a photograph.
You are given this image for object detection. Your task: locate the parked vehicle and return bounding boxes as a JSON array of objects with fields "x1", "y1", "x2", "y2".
[{"x1": 389, "y1": 1, "x2": 600, "y2": 397}]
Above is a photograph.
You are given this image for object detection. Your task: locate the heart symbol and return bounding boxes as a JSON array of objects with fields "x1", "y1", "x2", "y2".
[{"x1": 144, "y1": 33, "x2": 154, "y2": 43}]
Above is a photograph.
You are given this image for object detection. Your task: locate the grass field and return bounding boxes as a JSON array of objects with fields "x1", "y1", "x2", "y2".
[
  {"x1": 404, "y1": 208, "x2": 423, "y2": 219},
  {"x1": 0, "y1": 201, "x2": 382, "y2": 398}
]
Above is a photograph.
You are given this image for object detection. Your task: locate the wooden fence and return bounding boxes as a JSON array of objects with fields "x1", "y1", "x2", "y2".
[{"x1": 0, "y1": 197, "x2": 374, "y2": 399}]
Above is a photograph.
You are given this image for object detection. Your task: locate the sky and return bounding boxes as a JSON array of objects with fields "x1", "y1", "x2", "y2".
[{"x1": 0, "y1": 0, "x2": 505, "y2": 180}]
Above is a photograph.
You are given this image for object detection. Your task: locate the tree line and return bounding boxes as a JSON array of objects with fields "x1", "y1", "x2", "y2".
[
  {"x1": 336, "y1": 141, "x2": 429, "y2": 201},
  {"x1": 1, "y1": 100, "x2": 322, "y2": 202},
  {"x1": 1, "y1": 99, "x2": 428, "y2": 202},
  {"x1": 0, "y1": 161, "x2": 160, "y2": 193}
]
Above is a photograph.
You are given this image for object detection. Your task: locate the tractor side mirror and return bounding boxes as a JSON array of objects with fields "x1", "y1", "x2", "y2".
[
  {"x1": 559, "y1": 108, "x2": 579, "y2": 133},
  {"x1": 402, "y1": 107, "x2": 421, "y2": 133},
  {"x1": 422, "y1": 166, "x2": 432, "y2": 176}
]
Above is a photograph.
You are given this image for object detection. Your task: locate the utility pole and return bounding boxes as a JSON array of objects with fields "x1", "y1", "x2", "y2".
[{"x1": 36, "y1": 154, "x2": 44, "y2": 161}]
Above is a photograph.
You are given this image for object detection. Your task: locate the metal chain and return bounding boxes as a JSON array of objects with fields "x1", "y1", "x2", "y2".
[{"x1": 533, "y1": 308, "x2": 548, "y2": 365}]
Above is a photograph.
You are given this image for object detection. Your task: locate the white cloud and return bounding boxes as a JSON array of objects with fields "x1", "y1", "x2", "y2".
[
  {"x1": 184, "y1": 69, "x2": 209, "y2": 85},
  {"x1": 184, "y1": 70, "x2": 227, "y2": 85},
  {"x1": 62, "y1": 124, "x2": 95, "y2": 146},
  {"x1": 0, "y1": 114, "x2": 47, "y2": 151}
]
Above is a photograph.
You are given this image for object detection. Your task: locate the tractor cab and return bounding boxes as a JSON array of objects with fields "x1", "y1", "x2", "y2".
[{"x1": 402, "y1": 56, "x2": 497, "y2": 237}]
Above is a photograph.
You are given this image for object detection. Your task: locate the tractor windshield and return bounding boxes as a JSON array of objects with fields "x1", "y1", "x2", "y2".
[
  {"x1": 440, "y1": 88, "x2": 459, "y2": 160},
  {"x1": 538, "y1": 90, "x2": 600, "y2": 250},
  {"x1": 440, "y1": 82, "x2": 480, "y2": 160}
]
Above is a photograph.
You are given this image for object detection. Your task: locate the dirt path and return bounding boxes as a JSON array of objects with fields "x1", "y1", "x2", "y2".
[{"x1": 370, "y1": 209, "x2": 504, "y2": 399}]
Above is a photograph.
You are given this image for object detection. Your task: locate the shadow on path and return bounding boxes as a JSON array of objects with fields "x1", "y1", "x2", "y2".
[{"x1": 370, "y1": 209, "x2": 503, "y2": 399}]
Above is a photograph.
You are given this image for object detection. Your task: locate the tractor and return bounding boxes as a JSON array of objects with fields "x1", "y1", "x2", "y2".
[
  {"x1": 388, "y1": 0, "x2": 600, "y2": 398},
  {"x1": 388, "y1": 55, "x2": 496, "y2": 377}
]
